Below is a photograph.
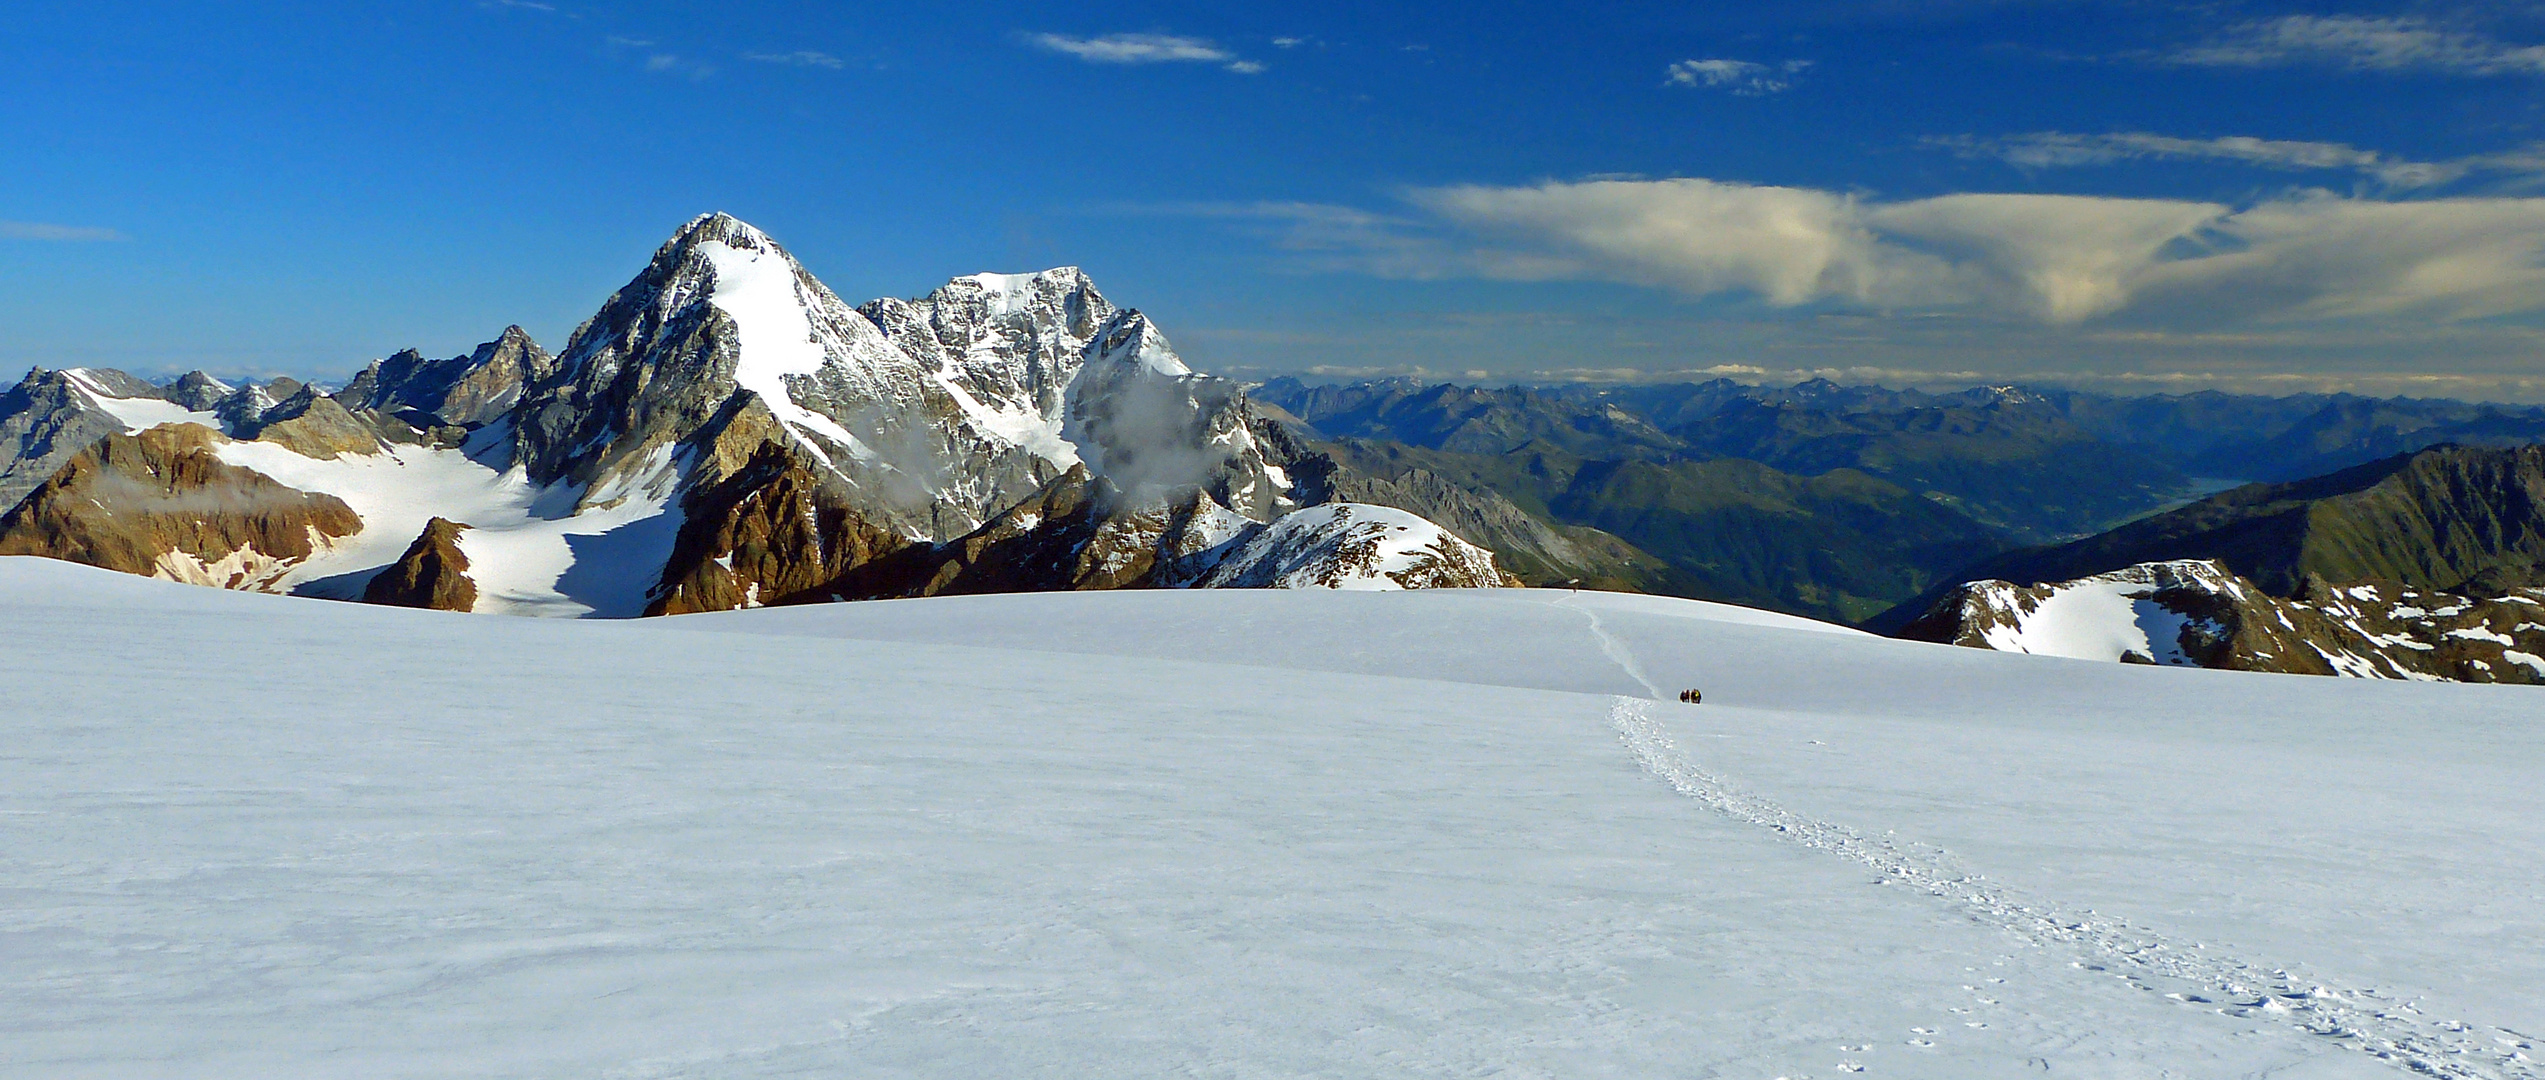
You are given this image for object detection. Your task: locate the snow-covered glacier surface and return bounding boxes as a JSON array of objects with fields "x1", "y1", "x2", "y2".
[{"x1": 4, "y1": 557, "x2": 2541, "y2": 1080}]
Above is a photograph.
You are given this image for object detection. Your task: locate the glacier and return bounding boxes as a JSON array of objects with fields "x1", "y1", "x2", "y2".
[{"x1": 3, "y1": 557, "x2": 2540, "y2": 1079}]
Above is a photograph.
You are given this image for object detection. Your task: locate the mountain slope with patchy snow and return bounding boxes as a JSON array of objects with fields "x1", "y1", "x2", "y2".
[{"x1": 1902, "y1": 558, "x2": 2545, "y2": 682}]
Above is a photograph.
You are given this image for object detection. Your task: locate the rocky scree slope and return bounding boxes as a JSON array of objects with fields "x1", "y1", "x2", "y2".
[{"x1": 0, "y1": 214, "x2": 1508, "y2": 613}]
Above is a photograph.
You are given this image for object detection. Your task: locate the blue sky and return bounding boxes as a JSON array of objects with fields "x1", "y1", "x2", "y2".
[{"x1": 8, "y1": 1, "x2": 2545, "y2": 400}]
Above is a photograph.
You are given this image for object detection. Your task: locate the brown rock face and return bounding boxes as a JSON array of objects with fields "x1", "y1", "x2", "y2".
[
  {"x1": 361, "y1": 517, "x2": 478, "y2": 611},
  {"x1": 237, "y1": 386, "x2": 387, "y2": 460},
  {"x1": 647, "y1": 449, "x2": 1268, "y2": 613},
  {"x1": 646, "y1": 441, "x2": 915, "y2": 615},
  {"x1": 0, "y1": 424, "x2": 362, "y2": 590},
  {"x1": 859, "y1": 467, "x2": 1173, "y2": 597}
]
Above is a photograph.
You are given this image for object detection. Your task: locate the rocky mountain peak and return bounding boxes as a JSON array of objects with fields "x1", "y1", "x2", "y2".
[
  {"x1": 668, "y1": 211, "x2": 778, "y2": 253},
  {"x1": 164, "y1": 371, "x2": 235, "y2": 412},
  {"x1": 347, "y1": 327, "x2": 554, "y2": 430}
]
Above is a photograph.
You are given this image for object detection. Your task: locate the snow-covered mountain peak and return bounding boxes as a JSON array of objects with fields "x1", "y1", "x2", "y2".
[
  {"x1": 667, "y1": 210, "x2": 780, "y2": 254},
  {"x1": 1086, "y1": 311, "x2": 1195, "y2": 379},
  {"x1": 949, "y1": 267, "x2": 1101, "y2": 317},
  {"x1": 1192, "y1": 503, "x2": 1512, "y2": 589}
]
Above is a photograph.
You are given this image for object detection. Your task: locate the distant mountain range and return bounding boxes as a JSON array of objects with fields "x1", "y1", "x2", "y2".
[
  {"x1": 1254, "y1": 375, "x2": 2545, "y2": 628},
  {"x1": 0, "y1": 214, "x2": 1510, "y2": 614}
]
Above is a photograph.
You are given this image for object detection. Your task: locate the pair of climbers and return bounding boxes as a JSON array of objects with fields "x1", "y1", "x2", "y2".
[{"x1": 1678, "y1": 688, "x2": 1702, "y2": 704}]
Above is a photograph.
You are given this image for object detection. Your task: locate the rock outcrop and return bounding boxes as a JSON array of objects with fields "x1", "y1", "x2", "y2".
[
  {"x1": 645, "y1": 439, "x2": 915, "y2": 615},
  {"x1": 360, "y1": 517, "x2": 479, "y2": 611},
  {"x1": 234, "y1": 385, "x2": 387, "y2": 459},
  {"x1": 0, "y1": 424, "x2": 361, "y2": 589}
]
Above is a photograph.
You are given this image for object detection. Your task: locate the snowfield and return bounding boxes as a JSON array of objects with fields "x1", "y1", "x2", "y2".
[{"x1": 3, "y1": 557, "x2": 2541, "y2": 1079}]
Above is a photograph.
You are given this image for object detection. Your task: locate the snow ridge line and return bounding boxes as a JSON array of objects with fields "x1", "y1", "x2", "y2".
[{"x1": 1607, "y1": 697, "x2": 2537, "y2": 1080}]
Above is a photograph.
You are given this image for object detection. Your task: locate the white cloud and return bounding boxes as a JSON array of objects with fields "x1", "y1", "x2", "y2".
[
  {"x1": 1666, "y1": 58, "x2": 1809, "y2": 96},
  {"x1": 0, "y1": 221, "x2": 128, "y2": 242},
  {"x1": 1415, "y1": 179, "x2": 1907, "y2": 304},
  {"x1": 1385, "y1": 178, "x2": 2545, "y2": 326},
  {"x1": 1271, "y1": 37, "x2": 1305, "y2": 49},
  {"x1": 745, "y1": 50, "x2": 846, "y2": 69},
  {"x1": 2172, "y1": 16, "x2": 2545, "y2": 75},
  {"x1": 1030, "y1": 32, "x2": 1262, "y2": 73},
  {"x1": 1870, "y1": 194, "x2": 2228, "y2": 322}
]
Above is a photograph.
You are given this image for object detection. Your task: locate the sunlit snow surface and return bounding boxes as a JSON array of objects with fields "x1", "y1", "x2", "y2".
[
  {"x1": 1976, "y1": 577, "x2": 2198, "y2": 664},
  {"x1": 4, "y1": 559, "x2": 2542, "y2": 1079}
]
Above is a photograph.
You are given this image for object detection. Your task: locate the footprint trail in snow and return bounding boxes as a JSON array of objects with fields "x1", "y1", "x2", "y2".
[{"x1": 1559, "y1": 596, "x2": 2540, "y2": 1080}]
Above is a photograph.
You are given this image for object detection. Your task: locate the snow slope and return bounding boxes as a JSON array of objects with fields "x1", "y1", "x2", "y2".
[
  {"x1": 1973, "y1": 575, "x2": 2200, "y2": 663},
  {"x1": 211, "y1": 430, "x2": 680, "y2": 617},
  {"x1": 4, "y1": 558, "x2": 2541, "y2": 1079},
  {"x1": 56, "y1": 368, "x2": 224, "y2": 433},
  {"x1": 1192, "y1": 502, "x2": 1507, "y2": 589}
]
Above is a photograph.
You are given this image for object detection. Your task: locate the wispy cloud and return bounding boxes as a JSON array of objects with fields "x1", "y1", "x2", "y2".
[
  {"x1": 1666, "y1": 58, "x2": 1811, "y2": 96},
  {"x1": 1, "y1": 221, "x2": 128, "y2": 242},
  {"x1": 745, "y1": 50, "x2": 845, "y2": 69},
  {"x1": 604, "y1": 36, "x2": 712, "y2": 80},
  {"x1": 1934, "y1": 132, "x2": 2382, "y2": 172},
  {"x1": 1029, "y1": 32, "x2": 1262, "y2": 73},
  {"x1": 2171, "y1": 16, "x2": 2545, "y2": 75},
  {"x1": 483, "y1": 0, "x2": 557, "y2": 11},
  {"x1": 1929, "y1": 131, "x2": 2545, "y2": 191}
]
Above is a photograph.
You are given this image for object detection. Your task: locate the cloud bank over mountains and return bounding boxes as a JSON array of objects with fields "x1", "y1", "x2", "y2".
[{"x1": 1240, "y1": 179, "x2": 2545, "y2": 329}]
